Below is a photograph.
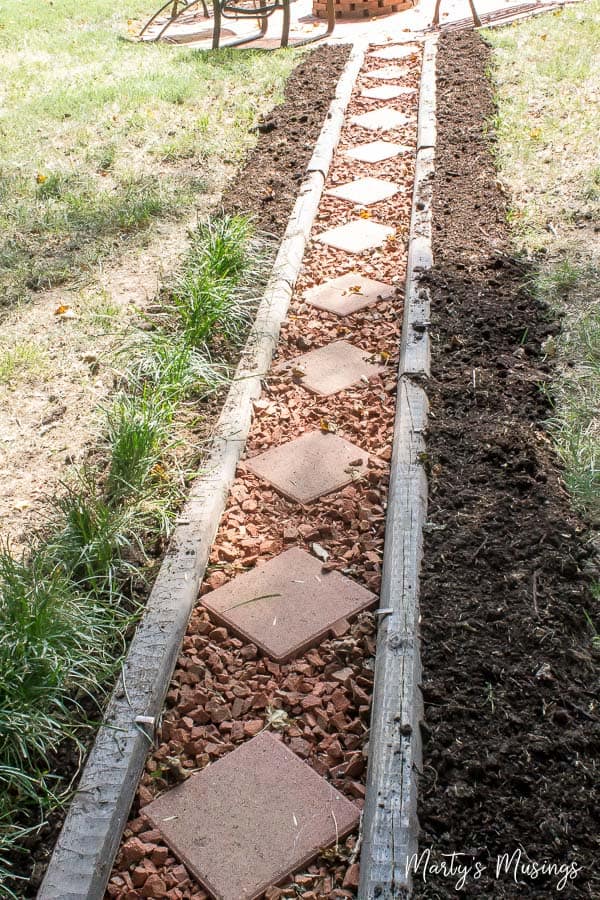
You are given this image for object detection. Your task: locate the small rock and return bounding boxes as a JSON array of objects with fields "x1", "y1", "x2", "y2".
[
  {"x1": 343, "y1": 864, "x2": 360, "y2": 889},
  {"x1": 141, "y1": 873, "x2": 168, "y2": 898},
  {"x1": 121, "y1": 837, "x2": 150, "y2": 866},
  {"x1": 243, "y1": 719, "x2": 264, "y2": 737}
]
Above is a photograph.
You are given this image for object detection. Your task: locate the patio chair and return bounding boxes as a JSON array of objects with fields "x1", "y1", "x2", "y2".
[{"x1": 139, "y1": 0, "x2": 335, "y2": 49}]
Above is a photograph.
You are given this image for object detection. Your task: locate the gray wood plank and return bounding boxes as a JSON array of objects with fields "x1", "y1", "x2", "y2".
[{"x1": 358, "y1": 34, "x2": 438, "y2": 900}]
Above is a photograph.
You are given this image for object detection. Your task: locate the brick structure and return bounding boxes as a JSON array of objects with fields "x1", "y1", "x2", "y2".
[{"x1": 313, "y1": 0, "x2": 414, "y2": 19}]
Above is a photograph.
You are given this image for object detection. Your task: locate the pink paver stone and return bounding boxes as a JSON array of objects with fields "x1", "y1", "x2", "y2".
[
  {"x1": 304, "y1": 272, "x2": 394, "y2": 316},
  {"x1": 277, "y1": 339, "x2": 385, "y2": 396},
  {"x1": 361, "y1": 84, "x2": 416, "y2": 100},
  {"x1": 345, "y1": 140, "x2": 412, "y2": 163},
  {"x1": 351, "y1": 108, "x2": 409, "y2": 132},
  {"x1": 145, "y1": 732, "x2": 360, "y2": 900},
  {"x1": 370, "y1": 43, "x2": 420, "y2": 60},
  {"x1": 203, "y1": 547, "x2": 376, "y2": 661},
  {"x1": 245, "y1": 429, "x2": 370, "y2": 504},
  {"x1": 361, "y1": 65, "x2": 408, "y2": 81},
  {"x1": 327, "y1": 176, "x2": 399, "y2": 206},
  {"x1": 315, "y1": 219, "x2": 394, "y2": 253}
]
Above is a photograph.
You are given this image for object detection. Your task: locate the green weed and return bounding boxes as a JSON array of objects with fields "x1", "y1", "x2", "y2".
[{"x1": 0, "y1": 341, "x2": 48, "y2": 385}]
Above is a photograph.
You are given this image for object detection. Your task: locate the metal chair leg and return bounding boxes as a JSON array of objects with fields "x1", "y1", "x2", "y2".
[
  {"x1": 467, "y1": 0, "x2": 483, "y2": 26},
  {"x1": 280, "y1": 0, "x2": 291, "y2": 47},
  {"x1": 154, "y1": 0, "x2": 209, "y2": 40},
  {"x1": 139, "y1": 0, "x2": 188, "y2": 38}
]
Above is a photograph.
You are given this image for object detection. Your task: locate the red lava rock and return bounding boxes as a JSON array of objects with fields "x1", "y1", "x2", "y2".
[
  {"x1": 343, "y1": 863, "x2": 360, "y2": 889},
  {"x1": 121, "y1": 837, "x2": 152, "y2": 866},
  {"x1": 289, "y1": 736, "x2": 312, "y2": 758},
  {"x1": 243, "y1": 719, "x2": 264, "y2": 737},
  {"x1": 135, "y1": 789, "x2": 154, "y2": 813},
  {"x1": 209, "y1": 627, "x2": 229, "y2": 642},
  {"x1": 172, "y1": 865, "x2": 189, "y2": 883},
  {"x1": 151, "y1": 846, "x2": 169, "y2": 867},
  {"x1": 140, "y1": 873, "x2": 168, "y2": 898},
  {"x1": 206, "y1": 571, "x2": 228, "y2": 590}
]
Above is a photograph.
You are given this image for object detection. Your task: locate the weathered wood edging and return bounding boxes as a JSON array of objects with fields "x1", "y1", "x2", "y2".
[
  {"x1": 358, "y1": 34, "x2": 438, "y2": 900},
  {"x1": 38, "y1": 43, "x2": 365, "y2": 900}
]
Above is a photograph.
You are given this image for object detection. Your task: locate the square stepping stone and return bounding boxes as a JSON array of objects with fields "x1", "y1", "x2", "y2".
[
  {"x1": 362, "y1": 65, "x2": 407, "y2": 81},
  {"x1": 370, "y1": 43, "x2": 420, "y2": 60},
  {"x1": 145, "y1": 732, "x2": 360, "y2": 900},
  {"x1": 351, "y1": 108, "x2": 409, "y2": 132},
  {"x1": 327, "y1": 176, "x2": 399, "y2": 206},
  {"x1": 277, "y1": 340, "x2": 385, "y2": 396},
  {"x1": 203, "y1": 547, "x2": 376, "y2": 661},
  {"x1": 245, "y1": 429, "x2": 370, "y2": 505},
  {"x1": 362, "y1": 84, "x2": 417, "y2": 100},
  {"x1": 345, "y1": 140, "x2": 412, "y2": 163},
  {"x1": 315, "y1": 219, "x2": 394, "y2": 253},
  {"x1": 304, "y1": 272, "x2": 394, "y2": 316}
]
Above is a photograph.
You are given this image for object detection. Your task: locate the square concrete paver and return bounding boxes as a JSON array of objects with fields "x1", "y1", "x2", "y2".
[
  {"x1": 145, "y1": 732, "x2": 360, "y2": 900},
  {"x1": 370, "y1": 43, "x2": 419, "y2": 60},
  {"x1": 361, "y1": 84, "x2": 416, "y2": 100},
  {"x1": 203, "y1": 547, "x2": 376, "y2": 661},
  {"x1": 277, "y1": 340, "x2": 384, "y2": 396},
  {"x1": 245, "y1": 429, "x2": 370, "y2": 504},
  {"x1": 345, "y1": 140, "x2": 412, "y2": 163},
  {"x1": 327, "y1": 176, "x2": 399, "y2": 206},
  {"x1": 315, "y1": 219, "x2": 394, "y2": 253},
  {"x1": 361, "y1": 65, "x2": 408, "y2": 81},
  {"x1": 303, "y1": 272, "x2": 394, "y2": 316},
  {"x1": 351, "y1": 108, "x2": 409, "y2": 132}
]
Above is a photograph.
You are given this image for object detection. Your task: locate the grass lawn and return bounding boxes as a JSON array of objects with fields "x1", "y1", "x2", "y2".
[
  {"x1": 487, "y1": 1, "x2": 600, "y2": 521},
  {"x1": 0, "y1": 0, "x2": 298, "y2": 312}
]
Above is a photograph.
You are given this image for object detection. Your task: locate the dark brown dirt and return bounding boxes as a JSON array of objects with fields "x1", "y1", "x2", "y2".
[
  {"x1": 414, "y1": 31, "x2": 599, "y2": 899},
  {"x1": 221, "y1": 44, "x2": 350, "y2": 237}
]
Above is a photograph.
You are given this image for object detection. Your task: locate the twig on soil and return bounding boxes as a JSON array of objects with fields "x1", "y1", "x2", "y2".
[
  {"x1": 222, "y1": 592, "x2": 282, "y2": 612},
  {"x1": 532, "y1": 568, "x2": 541, "y2": 617}
]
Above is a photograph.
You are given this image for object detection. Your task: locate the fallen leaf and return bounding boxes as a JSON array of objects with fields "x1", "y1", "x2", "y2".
[
  {"x1": 320, "y1": 418, "x2": 337, "y2": 433},
  {"x1": 264, "y1": 706, "x2": 292, "y2": 731},
  {"x1": 54, "y1": 305, "x2": 77, "y2": 319}
]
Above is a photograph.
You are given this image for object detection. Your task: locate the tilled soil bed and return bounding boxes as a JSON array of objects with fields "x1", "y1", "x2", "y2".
[
  {"x1": 13, "y1": 44, "x2": 350, "y2": 900},
  {"x1": 415, "y1": 31, "x2": 599, "y2": 899}
]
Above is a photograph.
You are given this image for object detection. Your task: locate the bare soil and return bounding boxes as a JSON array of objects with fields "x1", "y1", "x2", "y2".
[{"x1": 415, "y1": 31, "x2": 599, "y2": 899}]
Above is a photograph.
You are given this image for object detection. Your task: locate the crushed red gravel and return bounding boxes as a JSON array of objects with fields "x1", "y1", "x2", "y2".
[
  {"x1": 106, "y1": 43, "x2": 422, "y2": 900},
  {"x1": 414, "y1": 31, "x2": 599, "y2": 899}
]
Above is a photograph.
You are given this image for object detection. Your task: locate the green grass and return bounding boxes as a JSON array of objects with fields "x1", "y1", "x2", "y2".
[
  {"x1": 487, "y1": 2, "x2": 600, "y2": 521},
  {"x1": 0, "y1": 0, "x2": 299, "y2": 312},
  {"x1": 0, "y1": 341, "x2": 48, "y2": 385},
  {"x1": 0, "y1": 214, "x2": 269, "y2": 894}
]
